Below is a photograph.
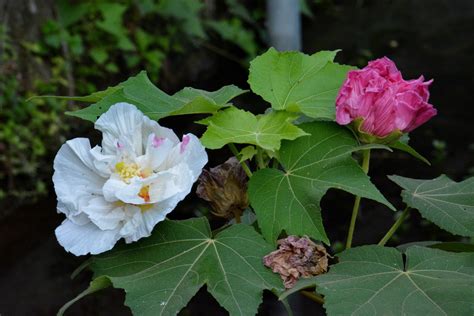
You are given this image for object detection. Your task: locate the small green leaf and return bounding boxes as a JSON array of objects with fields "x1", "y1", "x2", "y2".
[
  {"x1": 391, "y1": 140, "x2": 431, "y2": 165},
  {"x1": 283, "y1": 245, "x2": 474, "y2": 315},
  {"x1": 170, "y1": 85, "x2": 247, "y2": 116},
  {"x1": 239, "y1": 145, "x2": 257, "y2": 162},
  {"x1": 87, "y1": 218, "x2": 283, "y2": 316},
  {"x1": 158, "y1": 0, "x2": 206, "y2": 38},
  {"x1": 89, "y1": 47, "x2": 108, "y2": 64},
  {"x1": 248, "y1": 122, "x2": 394, "y2": 244},
  {"x1": 389, "y1": 175, "x2": 474, "y2": 237},
  {"x1": 206, "y1": 19, "x2": 257, "y2": 57},
  {"x1": 96, "y1": 3, "x2": 135, "y2": 51},
  {"x1": 200, "y1": 107, "x2": 309, "y2": 151},
  {"x1": 248, "y1": 48, "x2": 354, "y2": 120}
]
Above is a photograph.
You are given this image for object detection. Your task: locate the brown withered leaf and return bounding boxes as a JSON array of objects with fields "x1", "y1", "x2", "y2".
[
  {"x1": 196, "y1": 157, "x2": 249, "y2": 220},
  {"x1": 263, "y1": 236, "x2": 329, "y2": 289}
]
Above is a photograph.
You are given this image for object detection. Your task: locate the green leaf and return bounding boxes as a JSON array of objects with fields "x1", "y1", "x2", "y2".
[
  {"x1": 238, "y1": 145, "x2": 257, "y2": 162},
  {"x1": 169, "y1": 85, "x2": 247, "y2": 116},
  {"x1": 206, "y1": 19, "x2": 258, "y2": 57},
  {"x1": 299, "y1": 0, "x2": 313, "y2": 17},
  {"x1": 389, "y1": 175, "x2": 474, "y2": 237},
  {"x1": 248, "y1": 48, "x2": 354, "y2": 120},
  {"x1": 87, "y1": 218, "x2": 283, "y2": 316},
  {"x1": 398, "y1": 241, "x2": 474, "y2": 253},
  {"x1": 28, "y1": 84, "x2": 122, "y2": 103},
  {"x1": 64, "y1": 72, "x2": 245, "y2": 122},
  {"x1": 199, "y1": 107, "x2": 309, "y2": 151},
  {"x1": 56, "y1": 0, "x2": 88, "y2": 27},
  {"x1": 429, "y1": 242, "x2": 474, "y2": 252},
  {"x1": 391, "y1": 140, "x2": 431, "y2": 165},
  {"x1": 248, "y1": 122, "x2": 394, "y2": 244},
  {"x1": 158, "y1": 0, "x2": 206, "y2": 39},
  {"x1": 96, "y1": 3, "x2": 135, "y2": 51},
  {"x1": 89, "y1": 47, "x2": 108, "y2": 64},
  {"x1": 283, "y1": 245, "x2": 474, "y2": 315}
]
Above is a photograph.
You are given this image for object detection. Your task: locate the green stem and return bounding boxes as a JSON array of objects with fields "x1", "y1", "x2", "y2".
[
  {"x1": 378, "y1": 206, "x2": 410, "y2": 246},
  {"x1": 345, "y1": 149, "x2": 371, "y2": 249},
  {"x1": 256, "y1": 147, "x2": 266, "y2": 169},
  {"x1": 228, "y1": 144, "x2": 253, "y2": 178},
  {"x1": 301, "y1": 290, "x2": 325, "y2": 305}
]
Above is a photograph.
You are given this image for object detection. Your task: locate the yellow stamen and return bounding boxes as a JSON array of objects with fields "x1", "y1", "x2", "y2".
[{"x1": 115, "y1": 162, "x2": 140, "y2": 183}]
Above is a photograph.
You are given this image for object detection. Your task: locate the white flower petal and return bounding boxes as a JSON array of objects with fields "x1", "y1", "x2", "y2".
[
  {"x1": 83, "y1": 196, "x2": 125, "y2": 230},
  {"x1": 55, "y1": 220, "x2": 121, "y2": 256},
  {"x1": 148, "y1": 163, "x2": 193, "y2": 203},
  {"x1": 102, "y1": 177, "x2": 128, "y2": 202},
  {"x1": 136, "y1": 134, "x2": 174, "y2": 171},
  {"x1": 95, "y1": 103, "x2": 147, "y2": 155},
  {"x1": 58, "y1": 201, "x2": 90, "y2": 225},
  {"x1": 142, "y1": 119, "x2": 180, "y2": 145},
  {"x1": 89, "y1": 145, "x2": 114, "y2": 177},
  {"x1": 180, "y1": 134, "x2": 208, "y2": 180},
  {"x1": 53, "y1": 138, "x2": 106, "y2": 218},
  {"x1": 120, "y1": 205, "x2": 148, "y2": 241},
  {"x1": 114, "y1": 179, "x2": 147, "y2": 205},
  {"x1": 161, "y1": 134, "x2": 208, "y2": 180},
  {"x1": 127, "y1": 187, "x2": 193, "y2": 243}
]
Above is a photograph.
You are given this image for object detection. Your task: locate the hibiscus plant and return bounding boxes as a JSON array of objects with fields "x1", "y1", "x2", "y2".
[{"x1": 49, "y1": 48, "x2": 474, "y2": 316}]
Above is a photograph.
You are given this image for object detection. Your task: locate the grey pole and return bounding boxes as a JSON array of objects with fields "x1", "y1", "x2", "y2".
[{"x1": 266, "y1": 0, "x2": 302, "y2": 51}]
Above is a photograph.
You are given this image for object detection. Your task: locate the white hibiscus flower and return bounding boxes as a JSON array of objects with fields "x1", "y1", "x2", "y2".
[{"x1": 53, "y1": 103, "x2": 208, "y2": 255}]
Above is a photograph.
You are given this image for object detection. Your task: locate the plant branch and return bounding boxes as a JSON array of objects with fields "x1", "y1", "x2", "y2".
[
  {"x1": 228, "y1": 143, "x2": 253, "y2": 177},
  {"x1": 301, "y1": 290, "x2": 325, "y2": 305},
  {"x1": 378, "y1": 206, "x2": 410, "y2": 246},
  {"x1": 345, "y1": 149, "x2": 371, "y2": 249}
]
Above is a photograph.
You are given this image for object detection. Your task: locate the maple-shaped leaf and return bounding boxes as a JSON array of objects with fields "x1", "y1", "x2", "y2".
[{"x1": 60, "y1": 218, "x2": 283, "y2": 316}]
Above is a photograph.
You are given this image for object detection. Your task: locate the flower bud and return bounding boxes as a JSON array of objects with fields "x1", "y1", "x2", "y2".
[
  {"x1": 196, "y1": 157, "x2": 248, "y2": 219},
  {"x1": 336, "y1": 57, "x2": 437, "y2": 143},
  {"x1": 263, "y1": 236, "x2": 329, "y2": 289}
]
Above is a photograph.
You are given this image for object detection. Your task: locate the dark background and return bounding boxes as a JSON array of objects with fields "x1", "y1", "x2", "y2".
[{"x1": 1, "y1": 0, "x2": 473, "y2": 315}]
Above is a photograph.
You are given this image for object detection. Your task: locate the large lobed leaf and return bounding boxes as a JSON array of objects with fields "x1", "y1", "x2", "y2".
[
  {"x1": 248, "y1": 48, "x2": 354, "y2": 120},
  {"x1": 87, "y1": 218, "x2": 283, "y2": 316},
  {"x1": 199, "y1": 107, "x2": 308, "y2": 151},
  {"x1": 248, "y1": 122, "x2": 394, "y2": 244},
  {"x1": 65, "y1": 71, "x2": 246, "y2": 122},
  {"x1": 390, "y1": 175, "x2": 474, "y2": 237},
  {"x1": 283, "y1": 245, "x2": 474, "y2": 315}
]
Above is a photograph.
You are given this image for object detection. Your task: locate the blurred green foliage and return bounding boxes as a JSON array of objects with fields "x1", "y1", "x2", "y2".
[
  {"x1": 0, "y1": 0, "x2": 266, "y2": 210},
  {"x1": 0, "y1": 25, "x2": 68, "y2": 207}
]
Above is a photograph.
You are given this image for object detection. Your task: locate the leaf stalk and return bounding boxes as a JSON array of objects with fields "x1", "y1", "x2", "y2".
[
  {"x1": 378, "y1": 206, "x2": 410, "y2": 246},
  {"x1": 228, "y1": 143, "x2": 253, "y2": 177},
  {"x1": 301, "y1": 290, "x2": 325, "y2": 305},
  {"x1": 256, "y1": 147, "x2": 266, "y2": 169}
]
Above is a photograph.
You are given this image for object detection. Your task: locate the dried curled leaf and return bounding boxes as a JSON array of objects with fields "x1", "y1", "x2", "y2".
[
  {"x1": 263, "y1": 236, "x2": 329, "y2": 288},
  {"x1": 196, "y1": 157, "x2": 249, "y2": 219}
]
